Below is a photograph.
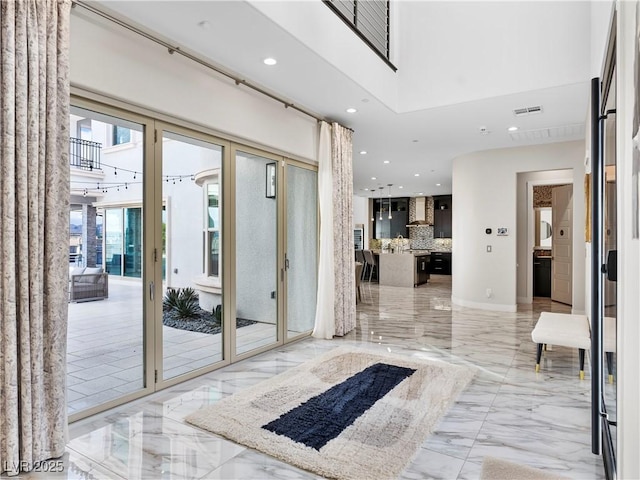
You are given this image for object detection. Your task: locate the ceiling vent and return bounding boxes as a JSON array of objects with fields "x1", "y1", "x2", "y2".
[
  {"x1": 513, "y1": 105, "x2": 543, "y2": 116},
  {"x1": 509, "y1": 123, "x2": 585, "y2": 142}
]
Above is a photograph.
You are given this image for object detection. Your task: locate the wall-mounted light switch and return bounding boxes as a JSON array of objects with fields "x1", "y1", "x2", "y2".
[{"x1": 486, "y1": 245, "x2": 492, "y2": 253}]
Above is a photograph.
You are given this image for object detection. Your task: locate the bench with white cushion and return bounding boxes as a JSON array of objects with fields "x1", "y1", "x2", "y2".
[
  {"x1": 531, "y1": 312, "x2": 617, "y2": 382},
  {"x1": 531, "y1": 312, "x2": 591, "y2": 379}
]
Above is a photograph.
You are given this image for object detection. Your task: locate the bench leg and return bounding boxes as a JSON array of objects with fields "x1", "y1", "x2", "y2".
[
  {"x1": 606, "y1": 352, "x2": 614, "y2": 384},
  {"x1": 579, "y1": 349, "x2": 585, "y2": 380},
  {"x1": 535, "y1": 343, "x2": 543, "y2": 372}
]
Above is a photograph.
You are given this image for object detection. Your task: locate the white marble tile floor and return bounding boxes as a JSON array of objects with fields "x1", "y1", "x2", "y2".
[{"x1": 10, "y1": 275, "x2": 607, "y2": 479}]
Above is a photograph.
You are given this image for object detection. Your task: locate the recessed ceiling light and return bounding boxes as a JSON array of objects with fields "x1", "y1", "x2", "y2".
[
  {"x1": 359, "y1": 150, "x2": 367, "y2": 155},
  {"x1": 436, "y1": 183, "x2": 441, "y2": 186},
  {"x1": 398, "y1": 186, "x2": 403, "y2": 189},
  {"x1": 346, "y1": 108, "x2": 357, "y2": 113},
  {"x1": 198, "y1": 20, "x2": 212, "y2": 29},
  {"x1": 419, "y1": 192, "x2": 424, "y2": 195},
  {"x1": 383, "y1": 160, "x2": 390, "y2": 164},
  {"x1": 364, "y1": 188, "x2": 369, "y2": 191},
  {"x1": 388, "y1": 194, "x2": 392, "y2": 197},
  {"x1": 263, "y1": 58, "x2": 277, "y2": 66},
  {"x1": 414, "y1": 173, "x2": 420, "y2": 177},
  {"x1": 508, "y1": 126, "x2": 519, "y2": 132},
  {"x1": 371, "y1": 177, "x2": 376, "y2": 180}
]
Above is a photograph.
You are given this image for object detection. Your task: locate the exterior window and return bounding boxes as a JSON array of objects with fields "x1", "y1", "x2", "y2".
[
  {"x1": 112, "y1": 125, "x2": 131, "y2": 145},
  {"x1": 205, "y1": 182, "x2": 220, "y2": 278}
]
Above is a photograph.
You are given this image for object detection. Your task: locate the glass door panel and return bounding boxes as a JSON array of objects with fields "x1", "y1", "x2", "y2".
[
  {"x1": 235, "y1": 151, "x2": 278, "y2": 355},
  {"x1": 602, "y1": 70, "x2": 617, "y2": 450},
  {"x1": 67, "y1": 105, "x2": 146, "y2": 416},
  {"x1": 160, "y1": 130, "x2": 224, "y2": 380},
  {"x1": 286, "y1": 164, "x2": 318, "y2": 339}
]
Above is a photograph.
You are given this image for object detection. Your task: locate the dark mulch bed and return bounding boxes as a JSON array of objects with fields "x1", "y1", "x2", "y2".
[{"x1": 163, "y1": 308, "x2": 257, "y2": 334}]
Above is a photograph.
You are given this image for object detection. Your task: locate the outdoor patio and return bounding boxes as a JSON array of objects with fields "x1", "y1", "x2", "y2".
[{"x1": 67, "y1": 276, "x2": 275, "y2": 415}]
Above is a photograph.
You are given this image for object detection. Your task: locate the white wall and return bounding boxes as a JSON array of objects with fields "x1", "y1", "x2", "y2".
[
  {"x1": 352, "y1": 196, "x2": 370, "y2": 249},
  {"x1": 452, "y1": 141, "x2": 585, "y2": 312},
  {"x1": 516, "y1": 169, "x2": 573, "y2": 304},
  {"x1": 70, "y1": 12, "x2": 318, "y2": 161},
  {"x1": 616, "y1": 2, "x2": 640, "y2": 476}
]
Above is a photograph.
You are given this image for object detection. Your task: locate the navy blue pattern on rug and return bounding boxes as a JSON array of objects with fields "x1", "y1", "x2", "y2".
[{"x1": 262, "y1": 362, "x2": 416, "y2": 450}]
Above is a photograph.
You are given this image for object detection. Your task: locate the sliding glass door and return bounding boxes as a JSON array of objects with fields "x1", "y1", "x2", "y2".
[
  {"x1": 68, "y1": 96, "x2": 319, "y2": 418},
  {"x1": 234, "y1": 149, "x2": 279, "y2": 355},
  {"x1": 157, "y1": 127, "x2": 227, "y2": 382},
  {"x1": 67, "y1": 104, "x2": 151, "y2": 418},
  {"x1": 285, "y1": 162, "x2": 318, "y2": 339}
]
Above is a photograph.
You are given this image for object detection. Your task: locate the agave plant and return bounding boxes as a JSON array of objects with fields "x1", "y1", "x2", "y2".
[{"x1": 163, "y1": 287, "x2": 200, "y2": 319}]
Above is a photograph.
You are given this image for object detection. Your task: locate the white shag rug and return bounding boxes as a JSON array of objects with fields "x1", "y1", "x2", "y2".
[
  {"x1": 185, "y1": 346, "x2": 474, "y2": 480},
  {"x1": 481, "y1": 456, "x2": 570, "y2": 480}
]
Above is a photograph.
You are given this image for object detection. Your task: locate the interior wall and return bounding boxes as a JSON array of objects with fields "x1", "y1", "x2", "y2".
[
  {"x1": 352, "y1": 196, "x2": 370, "y2": 249},
  {"x1": 452, "y1": 141, "x2": 585, "y2": 312},
  {"x1": 616, "y1": 2, "x2": 640, "y2": 476},
  {"x1": 69, "y1": 12, "x2": 318, "y2": 161},
  {"x1": 516, "y1": 169, "x2": 573, "y2": 304}
]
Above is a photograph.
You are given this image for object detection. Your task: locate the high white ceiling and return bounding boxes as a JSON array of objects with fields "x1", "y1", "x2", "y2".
[{"x1": 95, "y1": 0, "x2": 598, "y2": 198}]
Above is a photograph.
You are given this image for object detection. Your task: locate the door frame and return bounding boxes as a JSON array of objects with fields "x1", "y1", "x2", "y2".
[{"x1": 526, "y1": 176, "x2": 573, "y2": 303}]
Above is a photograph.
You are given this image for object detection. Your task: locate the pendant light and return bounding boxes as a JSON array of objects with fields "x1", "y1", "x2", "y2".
[
  {"x1": 378, "y1": 187, "x2": 383, "y2": 221},
  {"x1": 387, "y1": 184, "x2": 393, "y2": 219}
]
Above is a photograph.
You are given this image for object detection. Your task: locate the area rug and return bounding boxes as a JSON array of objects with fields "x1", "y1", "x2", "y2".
[
  {"x1": 481, "y1": 456, "x2": 570, "y2": 480},
  {"x1": 185, "y1": 346, "x2": 475, "y2": 480}
]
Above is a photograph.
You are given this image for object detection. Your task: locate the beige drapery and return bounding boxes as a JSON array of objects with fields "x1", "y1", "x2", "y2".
[
  {"x1": 0, "y1": 0, "x2": 71, "y2": 475},
  {"x1": 313, "y1": 122, "x2": 355, "y2": 338},
  {"x1": 331, "y1": 123, "x2": 355, "y2": 336}
]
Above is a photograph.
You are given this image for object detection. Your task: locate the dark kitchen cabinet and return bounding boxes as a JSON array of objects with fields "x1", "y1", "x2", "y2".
[
  {"x1": 414, "y1": 255, "x2": 430, "y2": 286},
  {"x1": 533, "y1": 256, "x2": 551, "y2": 297},
  {"x1": 374, "y1": 197, "x2": 408, "y2": 238},
  {"x1": 430, "y1": 251, "x2": 451, "y2": 275},
  {"x1": 433, "y1": 195, "x2": 452, "y2": 238}
]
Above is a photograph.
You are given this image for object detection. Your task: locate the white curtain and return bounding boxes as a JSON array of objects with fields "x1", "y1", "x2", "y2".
[
  {"x1": 312, "y1": 122, "x2": 335, "y2": 339},
  {"x1": 312, "y1": 122, "x2": 356, "y2": 338},
  {"x1": 331, "y1": 123, "x2": 355, "y2": 336},
  {"x1": 0, "y1": 0, "x2": 71, "y2": 475}
]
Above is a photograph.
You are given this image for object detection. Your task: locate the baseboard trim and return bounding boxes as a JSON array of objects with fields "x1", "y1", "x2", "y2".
[
  {"x1": 451, "y1": 296, "x2": 517, "y2": 313},
  {"x1": 517, "y1": 296, "x2": 532, "y2": 304}
]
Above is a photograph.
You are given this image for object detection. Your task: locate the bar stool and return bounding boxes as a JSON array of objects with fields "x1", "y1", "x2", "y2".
[{"x1": 362, "y1": 250, "x2": 377, "y2": 282}]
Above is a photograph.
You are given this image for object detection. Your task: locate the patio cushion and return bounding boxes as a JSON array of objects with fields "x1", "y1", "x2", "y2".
[{"x1": 81, "y1": 267, "x2": 103, "y2": 284}]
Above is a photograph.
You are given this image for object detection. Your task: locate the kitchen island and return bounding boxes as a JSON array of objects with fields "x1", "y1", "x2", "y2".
[{"x1": 378, "y1": 251, "x2": 431, "y2": 287}]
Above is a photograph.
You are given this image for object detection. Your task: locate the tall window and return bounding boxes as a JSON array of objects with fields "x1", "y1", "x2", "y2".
[
  {"x1": 324, "y1": 0, "x2": 392, "y2": 67},
  {"x1": 112, "y1": 125, "x2": 131, "y2": 145},
  {"x1": 205, "y1": 181, "x2": 220, "y2": 278}
]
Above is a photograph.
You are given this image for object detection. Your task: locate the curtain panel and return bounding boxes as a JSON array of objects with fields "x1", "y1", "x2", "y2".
[
  {"x1": 0, "y1": 0, "x2": 71, "y2": 475},
  {"x1": 312, "y1": 122, "x2": 336, "y2": 339},
  {"x1": 331, "y1": 123, "x2": 355, "y2": 337}
]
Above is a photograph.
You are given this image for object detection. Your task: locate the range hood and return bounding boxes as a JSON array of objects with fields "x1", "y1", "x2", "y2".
[{"x1": 407, "y1": 197, "x2": 432, "y2": 227}]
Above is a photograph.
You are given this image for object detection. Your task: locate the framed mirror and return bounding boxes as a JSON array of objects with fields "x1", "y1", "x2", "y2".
[{"x1": 535, "y1": 207, "x2": 552, "y2": 247}]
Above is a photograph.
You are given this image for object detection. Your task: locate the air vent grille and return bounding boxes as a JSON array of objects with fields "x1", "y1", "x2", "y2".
[
  {"x1": 509, "y1": 123, "x2": 585, "y2": 141},
  {"x1": 513, "y1": 105, "x2": 543, "y2": 116}
]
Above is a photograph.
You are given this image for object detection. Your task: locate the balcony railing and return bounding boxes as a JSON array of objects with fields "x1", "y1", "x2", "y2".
[{"x1": 70, "y1": 137, "x2": 101, "y2": 171}]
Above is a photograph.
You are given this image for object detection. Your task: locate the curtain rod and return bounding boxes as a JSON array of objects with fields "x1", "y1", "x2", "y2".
[{"x1": 72, "y1": 0, "x2": 336, "y2": 126}]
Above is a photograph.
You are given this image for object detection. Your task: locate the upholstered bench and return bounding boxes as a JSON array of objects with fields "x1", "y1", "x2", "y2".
[{"x1": 531, "y1": 312, "x2": 591, "y2": 379}]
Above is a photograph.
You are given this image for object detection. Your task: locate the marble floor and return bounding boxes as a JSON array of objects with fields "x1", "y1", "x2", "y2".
[{"x1": 17, "y1": 275, "x2": 608, "y2": 479}]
